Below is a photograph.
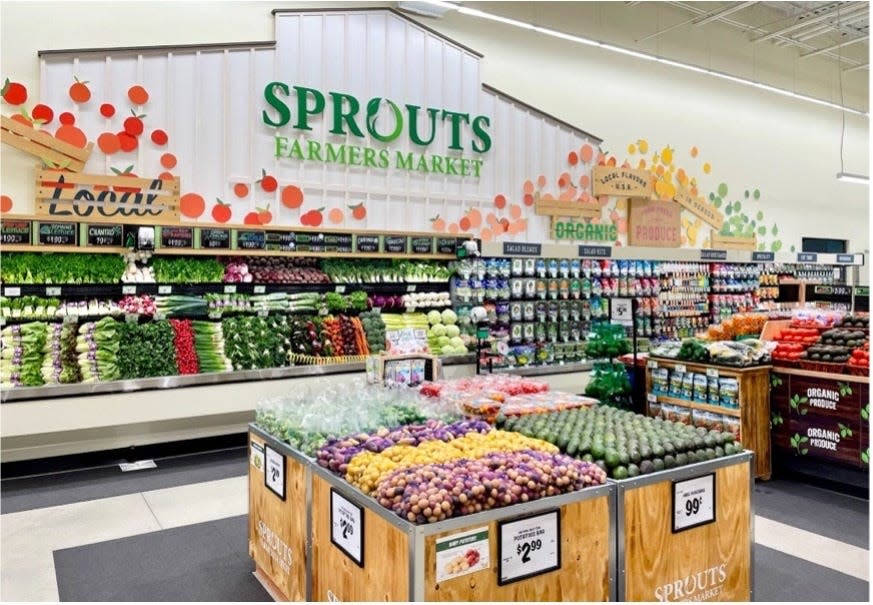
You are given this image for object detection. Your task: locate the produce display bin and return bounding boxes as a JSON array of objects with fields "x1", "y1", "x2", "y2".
[
  {"x1": 248, "y1": 426, "x2": 312, "y2": 601},
  {"x1": 613, "y1": 451, "x2": 754, "y2": 602},
  {"x1": 644, "y1": 358, "x2": 771, "y2": 479},
  {"x1": 309, "y1": 462, "x2": 614, "y2": 602}
]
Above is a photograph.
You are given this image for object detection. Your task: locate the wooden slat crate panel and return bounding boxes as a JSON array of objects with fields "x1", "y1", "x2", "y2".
[
  {"x1": 534, "y1": 199, "x2": 602, "y2": 219},
  {"x1": 711, "y1": 231, "x2": 757, "y2": 251},
  {"x1": 1, "y1": 115, "x2": 93, "y2": 172},
  {"x1": 35, "y1": 170, "x2": 181, "y2": 225}
]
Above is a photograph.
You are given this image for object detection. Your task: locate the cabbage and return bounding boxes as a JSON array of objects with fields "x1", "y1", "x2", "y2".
[
  {"x1": 441, "y1": 344, "x2": 455, "y2": 355},
  {"x1": 437, "y1": 336, "x2": 451, "y2": 347},
  {"x1": 454, "y1": 345, "x2": 468, "y2": 354},
  {"x1": 449, "y1": 336, "x2": 464, "y2": 349},
  {"x1": 441, "y1": 309, "x2": 458, "y2": 325},
  {"x1": 427, "y1": 310, "x2": 443, "y2": 325},
  {"x1": 445, "y1": 325, "x2": 460, "y2": 338},
  {"x1": 429, "y1": 324, "x2": 447, "y2": 338}
]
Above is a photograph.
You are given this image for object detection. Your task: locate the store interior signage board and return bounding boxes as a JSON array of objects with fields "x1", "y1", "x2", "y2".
[
  {"x1": 591, "y1": 166, "x2": 654, "y2": 197},
  {"x1": 497, "y1": 509, "x2": 561, "y2": 585},
  {"x1": 330, "y1": 488, "x2": 364, "y2": 567},
  {"x1": 673, "y1": 186, "x2": 724, "y2": 230},
  {"x1": 0, "y1": 114, "x2": 94, "y2": 172},
  {"x1": 264, "y1": 444, "x2": 286, "y2": 500},
  {"x1": 627, "y1": 199, "x2": 681, "y2": 248},
  {"x1": 578, "y1": 245, "x2": 612, "y2": 258},
  {"x1": 1, "y1": 218, "x2": 33, "y2": 244},
  {"x1": 503, "y1": 242, "x2": 542, "y2": 256},
  {"x1": 672, "y1": 473, "x2": 716, "y2": 533}
]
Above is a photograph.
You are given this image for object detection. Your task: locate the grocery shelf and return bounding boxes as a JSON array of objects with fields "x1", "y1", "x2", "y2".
[
  {"x1": 489, "y1": 359, "x2": 593, "y2": 377},
  {"x1": 652, "y1": 393, "x2": 741, "y2": 418},
  {"x1": 0, "y1": 354, "x2": 476, "y2": 403}
]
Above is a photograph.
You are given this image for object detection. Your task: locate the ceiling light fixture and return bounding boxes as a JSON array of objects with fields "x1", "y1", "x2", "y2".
[
  {"x1": 834, "y1": 6, "x2": 869, "y2": 185},
  {"x1": 416, "y1": 1, "x2": 869, "y2": 117}
]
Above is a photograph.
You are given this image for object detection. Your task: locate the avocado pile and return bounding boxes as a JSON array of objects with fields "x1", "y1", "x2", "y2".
[
  {"x1": 497, "y1": 405, "x2": 741, "y2": 480},
  {"x1": 800, "y1": 329, "x2": 866, "y2": 363},
  {"x1": 835, "y1": 314, "x2": 869, "y2": 329}
]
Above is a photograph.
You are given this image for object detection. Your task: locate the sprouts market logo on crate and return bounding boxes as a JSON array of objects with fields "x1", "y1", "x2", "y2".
[{"x1": 263, "y1": 83, "x2": 492, "y2": 177}]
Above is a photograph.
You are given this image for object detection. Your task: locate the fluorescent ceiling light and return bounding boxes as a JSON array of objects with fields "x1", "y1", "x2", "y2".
[
  {"x1": 419, "y1": 1, "x2": 869, "y2": 117},
  {"x1": 836, "y1": 172, "x2": 870, "y2": 184}
]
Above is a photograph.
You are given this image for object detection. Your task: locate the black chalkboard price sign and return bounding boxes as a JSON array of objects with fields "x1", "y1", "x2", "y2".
[
  {"x1": 356, "y1": 235, "x2": 380, "y2": 253},
  {"x1": 38, "y1": 221, "x2": 78, "y2": 246},
  {"x1": 1, "y1": 219, "x2": 32, "y2": 245},
  {"x1": 160, "y1": 226, "x2": 194, "y2": 249},
  {"x1": 410, "y1": 236, "x2": 434, "y2": 254},
  {"x1": 201, "y1": 228, "x2": 231, "y2": 249},
  {"x1": 237, "y1": 230, "x2": 266, "y2": 250},
  {"x1": 436, "y1": 237, "x2": 458, "y2": 255},
  {"x1": 86, "y1": 224, "x2": 123, "y2": 247},
  {"x1": 384, "y1": 236, "x2": 408, "y2": 253}
]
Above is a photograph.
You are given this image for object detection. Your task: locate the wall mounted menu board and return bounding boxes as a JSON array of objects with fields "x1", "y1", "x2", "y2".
[
  {"x1": 410, "y1": 236, "x2": 434, "y2": 254},
  {"x1": 86, "y1": 224, "x2": 123, "y2": 247},
  {"x1": 356, "y1": 235, "x2": 380, "y2": 253},
  {"x1": 385, "y1": 236, "x2": 408, "y2": 253},
  {"x1": 1, "y1": 219, "x2": 32, "y2": 244},
  {"x1": 38, "y1": 221, "x2": 78, "y2": 246},
  {"x1": 237, "y1": 230, "x2": 266, "y2": 250},
  {"x1": 436, "y1": 237, "x2": 458, "y2": 255},
  {"x1": 201, "y1": 228, "x2": 230, "y2": 249},
  {"x1": 160, "y1": 226, "x2": 194, "y2": 249}
]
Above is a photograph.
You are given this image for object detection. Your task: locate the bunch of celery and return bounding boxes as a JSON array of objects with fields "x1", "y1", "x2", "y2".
[
  {"x1": 42, "y1": 323, "x2": 82, "y2": 385},
  {"x1": 1, "y1": 322, "x2": 48, "y2": 387},
  {"x1": 192, "y1": 321, "x2": 233, "y2": 373},
  {"x1": 77, "y1": 318, "x2": 120, "y2": 382}
]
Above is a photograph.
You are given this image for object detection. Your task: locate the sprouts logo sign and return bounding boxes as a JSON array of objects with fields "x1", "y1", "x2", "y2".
[
  {"x1": 654, "y1": 563, "x2": 728, "y2": 602},
  {"x1": 263, "y1": 83, "x2": 491, "y2": 178}
]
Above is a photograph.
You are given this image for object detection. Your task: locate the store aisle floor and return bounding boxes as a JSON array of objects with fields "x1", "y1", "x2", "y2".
[{"x1": 1, "y1": 448, "x2": 869, "y2": 602}]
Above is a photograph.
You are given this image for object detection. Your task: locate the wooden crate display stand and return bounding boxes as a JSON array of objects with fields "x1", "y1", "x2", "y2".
[
  {"x1": 248, "y1": 431, "x2": 309, "y2": 601},
  {"x1": 710, "y1": 230, "x2": 757, "y2": 252},
  {"x1": 644, "y1": 358, "x2": 772, "y2": 480},
  {"x1": 1, "y1": 115, "x2": 94, "y2": 172},
  {"x1": 616, "y1": 453, "x2": 753, "y2": 601},
  {"x1": 35, "y1": 169, "x2": 181, "y2": 225}
]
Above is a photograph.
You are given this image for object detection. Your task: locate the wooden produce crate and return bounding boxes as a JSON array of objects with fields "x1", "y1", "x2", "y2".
[
  {"x1": 248, "y1": 426, "x2": 312, "y2": 601},
  {"x1": 710, "y1": 230, "x2": 757, "y2": 251},
  {"x1": 309, "y1": 459, "x2": 615, "y2": 602},
  {"x1": 613, "y1": 452, "x2": 754, "y2": 602},
  {"x1": 644, "y1": 358, "x2": 772, "y2": 479}
]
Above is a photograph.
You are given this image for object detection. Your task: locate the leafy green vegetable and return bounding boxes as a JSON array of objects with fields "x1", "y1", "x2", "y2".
[{"x1": 1, "y1": 253, "x2": 124, "y2": 284}]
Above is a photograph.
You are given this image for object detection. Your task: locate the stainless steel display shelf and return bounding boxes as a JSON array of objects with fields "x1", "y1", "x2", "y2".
[
  {"x1": 0, "y1": 354, "x2": 476, "y2": 403},
  {"x1": 490, "y1": 360, "x2": 593, "y2": 377}
]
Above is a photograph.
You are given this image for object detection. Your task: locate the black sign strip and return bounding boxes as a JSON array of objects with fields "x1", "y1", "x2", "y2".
[
  {"x1": 1, "y1": 219, "x2": 33, "y2": 245},
  {"x1": 200, "y1": 228, "x2": 231, "y2": 249},
  {"x1": 503, "y1": 242, "x2": 542, "y2": 256}
]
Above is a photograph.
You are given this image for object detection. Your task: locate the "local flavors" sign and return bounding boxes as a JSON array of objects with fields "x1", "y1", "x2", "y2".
[{"x1": 264, "y1": 83, "x2": 491, "y2": 178}]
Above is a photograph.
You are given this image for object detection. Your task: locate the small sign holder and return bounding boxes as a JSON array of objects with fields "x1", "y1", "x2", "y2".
[{"x1": 671, "y1": 473, "x2": 716, "y2": 533}]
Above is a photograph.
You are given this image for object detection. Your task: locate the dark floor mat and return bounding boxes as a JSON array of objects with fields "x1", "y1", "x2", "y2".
[
  {"x1": 2, "y1": 448, "x2": 247, "y2": 514},
  {"x1": 754, "y1": 477, "x2": 869, "y2": 549},
  {"x1": 753, "y1": 544, "x2": 869, "y2": 602},
  {"x1": 53, "y1": 515, "x2": 271, "y2": 602}
]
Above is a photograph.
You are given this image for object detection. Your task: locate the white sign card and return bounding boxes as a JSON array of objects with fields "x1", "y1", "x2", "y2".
[
  {"x1": 250, "y1": 441, "x2": 265, "y2": 473},
  {"x1": 611, "y1": 297, "x2": 633, "y2": 326},
  {"x1": 672, "y1": 473, "x2": 716, "y2": 533},
  {"x1": 497, "y1": 509, "x2": 561, "y2": 585},
  {"x1": 330, "y1": 489, "x2": 364, "y2": 567},
  {"x1": 435, "y1": 526, "x2": 490, "y2": 583},
  {"x1": 264, "y1": 444, "x2": 285, "y2": 500}
]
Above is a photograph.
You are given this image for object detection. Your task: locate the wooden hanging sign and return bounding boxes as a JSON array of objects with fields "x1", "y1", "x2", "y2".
[
  {"x1": 592, "y1": 166, "x2": 654, "y2": 197},
  {"x1": 710, "y1": 230, "x2": 757, "y2": 251},
  {"x1": 627, "y1": 199, "x2": 681, "y2": 248},
  {"x1": 1, "y1": 115, "x2": 93, "y2": 172},
  {"x1": 551, "y1": 217, "x2": 618, "y2": 242},
  {"x1": 35, "y1": 169, "x2": 181, "y2": 225},
  {"x1": 534, "y1": 197, "x2": 601, "y2": 219},
  {"x1": 673, "y1": 186, "x2": 724, "y2": 230}
]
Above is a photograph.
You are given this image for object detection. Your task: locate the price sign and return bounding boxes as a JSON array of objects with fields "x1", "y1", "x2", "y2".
[
  {"x1": 38, "y1": 221, "x2": 77, "y2": 246},
  {"x1": 158, "y1": 285, "x2": 172, "y2": 295},
  {"x1": 264, "y1": 444, "x2": 285, "y2": 500},
  {"x1": 45, "y1": 287, "x2": 62, "y2": 297},
  {"x1": 437, "y1": 237, "x2": 458, "y2": 255},
  {"x1": 611, "y1": 297, "x2": 632, "y2": 326},
  {"x1": 674, "y1": 363, "x2": 687, "y2": 375},
  {"x1": 265, "y1": 230, "x2": 296, "y2": 251},
  {"x1": 207, "y1": 311, "x2": 222, "y2": 320},
  {"x1": 87, "y1": 224, "x2": 123, "y2": 247},
  {"x1": 410, "y1": 236, "x2": 434, "y2": 254},
  {"x1": 706, "y1": 368, "x2": 719, "y2": 379},
  {"x1": 384, "y1": 236, "x2": 407, "y2": 253},
  {"x1": 160, "y1": 226, "x2": 194, "y2": 249},
  {"x1": 435, "y1": 527, "x2": 490, "y2": 583},
  {"x1": 122, "y1": 285, "x2": 137, "y2": 295},
  {"x1": 356, "y1": 235, "x2": 380, "y2": 253},
  {"x1": 224, "y1": 285, "x2": 237, "y2": 294},
  {"x1": 1, "y1": 219, "x2": 32, "y2": 245},
  {"x1": 330, "y1": 489, "x2": 364, "y2": 567},
  {"x1": 201, "y1": 228, "x2": 231, "y2": 249},
  {"x1": 3, "y1": 287, "x2": 21, "y2": 297},
  {"x1": 253, "y1": 285, "x2": 266, "y2": 294},
  {"x1": 672, "y1": 473, "x2": 716, "y2": 532},
  {"x1": 498, "y1": 509, "x2": 561, "y2": 585},
  {"x1": 335, "y1": 285, "x2": 346, "y2": 294},
  {"x1": 647, "y1": 393, "x2": 657, "y2": 403},
  {"x1": 153, "y1": 312, "x2": 166, "y2": 321},
  {"x1": 124, "y1": 314, "x2": 140, "y2": 323},
  {"x1": 700, "y1": 249, "x2": 728, "y2": 261},
  {"x1": 237, "y1": 230, "x2": 266, "y2": 250},
  {"x1": 647, "y1": 360, "x2": 658, "y2": 369},
  {"x1": 406, "y1": 284, "x2": 417, "y2": 292}
]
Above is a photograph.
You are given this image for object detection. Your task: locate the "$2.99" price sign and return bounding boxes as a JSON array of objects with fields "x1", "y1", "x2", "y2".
[
  {"x1": 672, "y1": 473, "x2": 716, "y2": 532},
  {"x1": 498, "y1": 509, "x2": 561, "y2": 585}
]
